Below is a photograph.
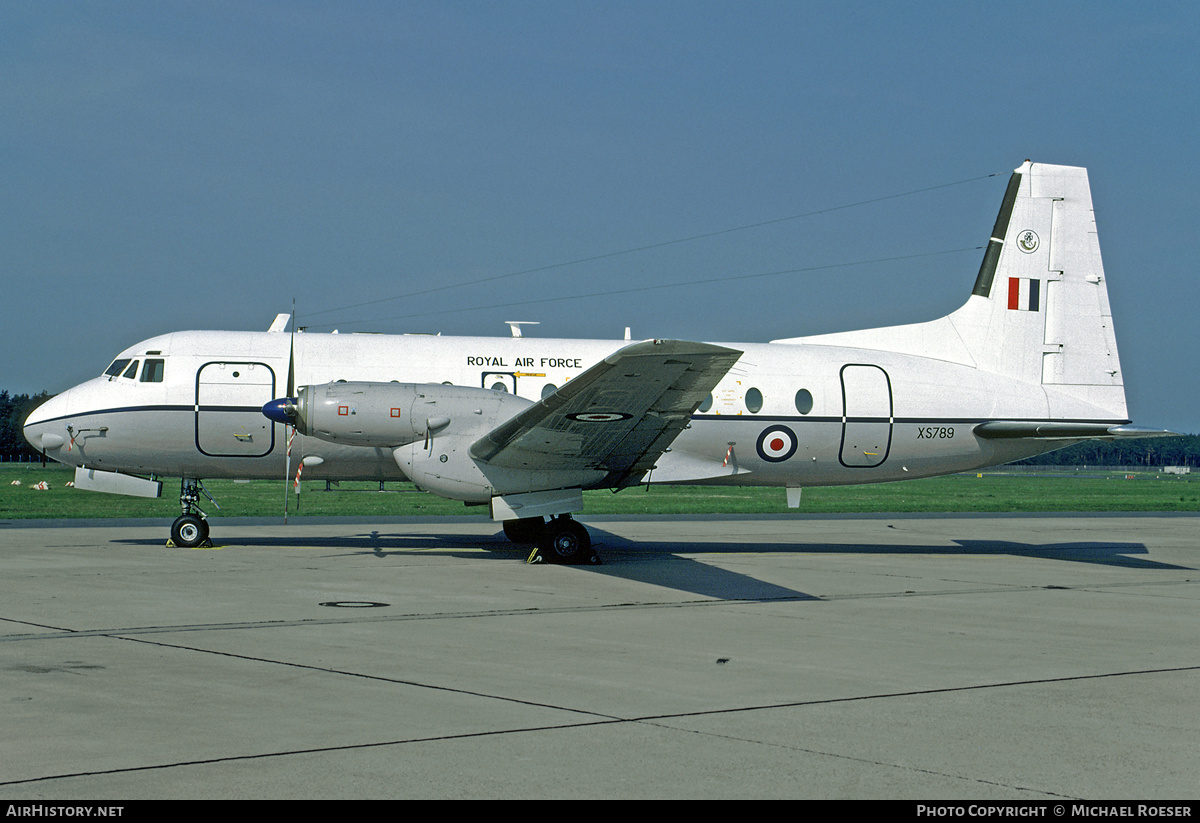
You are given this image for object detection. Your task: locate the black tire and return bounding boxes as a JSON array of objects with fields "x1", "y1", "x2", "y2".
[
  {"x1": 171, "y1": 514, "x2": 208, "y2": 548},
  {"x1": 502, "y1": 517, "x2": 546, "y2": 543},
  {"x1": 538, "y1": 517, "x2": 591, "y2": 564}
]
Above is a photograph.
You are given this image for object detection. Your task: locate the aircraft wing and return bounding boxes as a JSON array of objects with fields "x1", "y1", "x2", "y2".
[{"x1": 470, "y1": 339, "x2": 742, "y2": 489}]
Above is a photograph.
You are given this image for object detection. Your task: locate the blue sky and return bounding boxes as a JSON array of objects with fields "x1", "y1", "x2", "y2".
[{"x1": 4, "y1": 2, "x2": 1198, "y2": 433}]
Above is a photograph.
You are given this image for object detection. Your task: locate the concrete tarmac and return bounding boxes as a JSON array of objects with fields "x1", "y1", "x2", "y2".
[{"x1": 1, "y1": 513, "x2": 1197, "y2": 800}]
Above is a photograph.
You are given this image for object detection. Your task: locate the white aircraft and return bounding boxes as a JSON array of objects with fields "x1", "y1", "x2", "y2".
[{"x1": 23, "y1": 161, "x2": 1172, "y2": 562}]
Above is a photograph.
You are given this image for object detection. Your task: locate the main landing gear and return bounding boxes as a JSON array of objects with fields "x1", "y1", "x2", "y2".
[
  {"x1": 169, "y1": 478, "x2": 215, "y2": 548},
  {"x1": 503, "y1": 515, "x2": 600, "y2": 565}
]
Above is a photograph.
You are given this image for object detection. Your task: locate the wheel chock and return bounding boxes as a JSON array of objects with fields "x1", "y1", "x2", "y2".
[{"x1": 166, "y1": 538, "x2": 215, "y2": 549}]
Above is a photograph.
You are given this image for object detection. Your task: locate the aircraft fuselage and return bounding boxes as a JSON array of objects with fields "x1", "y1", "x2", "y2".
[{"x1": 25, "y1": 327, "x2": 1111, "y2": 489}]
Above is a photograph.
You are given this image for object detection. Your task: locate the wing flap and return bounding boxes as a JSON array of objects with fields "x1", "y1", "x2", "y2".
[{"x1": 471, "y1": 339, "x2": 742, "y2": 488}]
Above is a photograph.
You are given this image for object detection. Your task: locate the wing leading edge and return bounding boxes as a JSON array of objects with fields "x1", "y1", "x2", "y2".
[{"x1": 470, "y1": 339, "x2": 742, "y2": 489}]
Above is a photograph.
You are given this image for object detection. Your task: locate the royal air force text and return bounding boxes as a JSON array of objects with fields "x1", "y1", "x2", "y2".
[{"x1": 466, "y1": 356, "x2": 581, "y2": 369}]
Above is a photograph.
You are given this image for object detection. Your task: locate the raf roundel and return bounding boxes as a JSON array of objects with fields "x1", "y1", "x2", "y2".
[
  {"x1": 756, "y1": 424, "x2": 798, "y2": 462},
  {"x1": 565, "y1": 412, "x2": 633, "y2": 423}
]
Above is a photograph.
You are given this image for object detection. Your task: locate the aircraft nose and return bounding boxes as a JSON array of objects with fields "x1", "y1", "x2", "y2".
[{"x1": 22, "y1": 391, "x2": 71, "y2": 452}]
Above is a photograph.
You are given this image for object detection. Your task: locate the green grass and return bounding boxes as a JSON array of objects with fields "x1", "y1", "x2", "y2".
[{"x1": 1, "y1": 463, "x2": 1197, "y2": 520}]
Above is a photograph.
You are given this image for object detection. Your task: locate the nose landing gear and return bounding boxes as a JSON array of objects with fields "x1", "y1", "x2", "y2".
[{"x1": 169, "y1": 478, "x2": 216, "y2": 548}]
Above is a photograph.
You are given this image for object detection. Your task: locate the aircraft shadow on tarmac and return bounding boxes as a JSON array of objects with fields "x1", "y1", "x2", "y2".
[
  {"x1": 588, "y1": 530, "x2": 1188, "y2": 571},
  {"x1": 120, "y1": 522, "x2": 1189, "y2": 602},
  {"x1": 579, "y1": 529, "x2": 1190, "y2": 598}
]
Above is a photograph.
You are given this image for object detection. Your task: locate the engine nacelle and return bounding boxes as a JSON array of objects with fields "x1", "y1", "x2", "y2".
[
  {"x1": 281, "y1": 382, "x2": 534, "y2": 448},
  {"x1": 393, "y1": 437, "x2": 605, "y2": 504}
]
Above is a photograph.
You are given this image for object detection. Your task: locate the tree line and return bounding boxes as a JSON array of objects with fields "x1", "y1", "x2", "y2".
[
  {"x1": 1, "y1": 391, "x2": 54, "y2": 461},
  {"x1": 1013, "y1": 434, "x2": 1200, "y2": 468},
  {"x1": 2, "y1": 389, "x2": 1197, "y2": 466}
]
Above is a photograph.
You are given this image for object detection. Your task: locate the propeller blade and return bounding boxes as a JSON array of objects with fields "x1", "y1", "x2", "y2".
[
  {"x1": 287, "y1": 303, "x2": 296, "y2": 398},
  {"x1": 284, "y1": 425, "x2": 292, "y2": 525},
  {"x1": 284, "y1": 301, "x2": 296, "y2": 525}
]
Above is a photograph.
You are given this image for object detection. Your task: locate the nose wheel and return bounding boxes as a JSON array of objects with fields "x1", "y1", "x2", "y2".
[
  {"x1": 169, "y1": 478, "x2": 216, "y2": 548},
  {"x1": 170, "y1": 513, "x2": 210, "y2": 548}
]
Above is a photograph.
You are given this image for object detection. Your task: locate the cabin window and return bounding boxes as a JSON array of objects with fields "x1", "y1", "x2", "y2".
[
  {"x1": 541, "y1": 384, "x2": 557, "y2": 399},
  {"x1": 140, "y1": 359, "x2": 165, "y2": 383},
  {"x1": 698, "y1": 393, "x2": 713, "y2": 413},
  {"x1": 745, "y1": 387, "x2": 763, "y2": 414},
  {"x1": 122, "y1": 360, "x2": 140, "y2": 379},
  {"x1": 105, "y1": 359, "x2": 131, "y2": 378},
  {"x1": 490, "y1": 382, "x2": 509, "y2": 393},
  {"x1": 795, "y1": 389, "x2": 813, "y2": 415}
]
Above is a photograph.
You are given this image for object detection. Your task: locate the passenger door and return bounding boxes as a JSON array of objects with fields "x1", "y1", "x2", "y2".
[
  {"x1": 195, "y1": 362, "x2": 276, "y2": 457},
  {"x1": 839, "y1": 364, "x2": 892, "y2": 468}
]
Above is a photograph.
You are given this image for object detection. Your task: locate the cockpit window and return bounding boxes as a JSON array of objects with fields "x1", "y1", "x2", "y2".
[
  {"x1": 122, "y1": 360, "x2": 140, "y2": 379},
  {"x1": 140, "y1": 359, "x2": 165, "y2": 383},
  {"x1": 105, "y1": 359, "x2": 132, "y2": 378}
]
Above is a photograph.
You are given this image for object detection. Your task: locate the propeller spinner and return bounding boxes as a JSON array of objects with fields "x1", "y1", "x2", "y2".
[{"x1": 262, "y1": 397, "x2": 300, "y2": 427}]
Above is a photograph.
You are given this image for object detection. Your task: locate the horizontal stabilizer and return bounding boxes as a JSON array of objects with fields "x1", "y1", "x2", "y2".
[{"x1": 974, "y1": 421, "x2": 1178, "y2": 440}]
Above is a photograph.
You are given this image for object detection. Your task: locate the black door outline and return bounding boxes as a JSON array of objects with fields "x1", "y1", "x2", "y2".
[
  {"x1": 839, "y1": 363, "x2": 893, "y2": 468},
  {"x1": 195, "y1": 361, "x2": 277, "y2": 457}
]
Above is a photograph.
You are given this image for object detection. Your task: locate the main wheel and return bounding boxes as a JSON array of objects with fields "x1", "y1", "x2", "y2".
[
  {"x1": 171, "y1": 514, "x2": 209, "y2": 548},
  {"x1": 503, "y1": 517, "x2": 546, "y2": 543},
  {"x1": 538, "y1": 517, "x2": 591, "y2": 564}
]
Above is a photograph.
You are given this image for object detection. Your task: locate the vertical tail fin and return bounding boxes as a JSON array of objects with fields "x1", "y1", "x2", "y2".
[
  {"x1": 949, "y1": 161, "x2": 1126, "y2": 418},
  {"x1": 775, "y1": 160, "x2": 1128, "y2": 421}
]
